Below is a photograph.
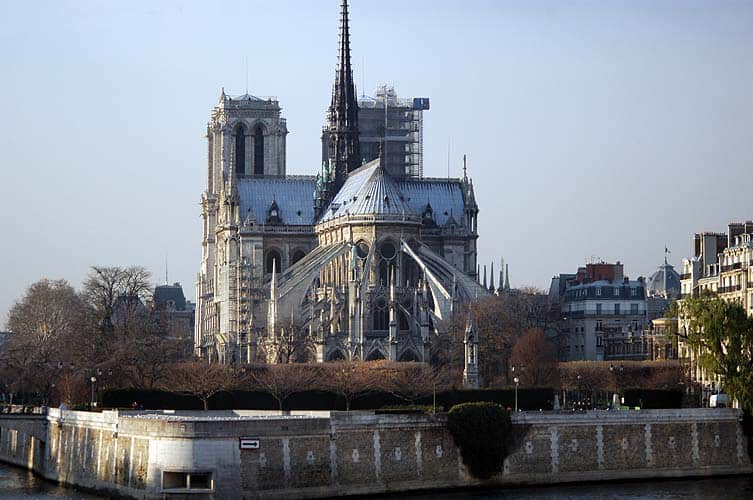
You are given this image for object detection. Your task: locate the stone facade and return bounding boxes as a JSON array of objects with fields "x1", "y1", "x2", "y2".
[
  {"x1": 550, "y1": 262, "x2": 648, "y2": 361},
  {"x1": 194, "y1": 1, "x2": 486, "y2": 366},
  {"x1": 0, "y1": 408, "x2": 750, "y2": 499},
  {"x1": 678, "y1": 220, "x2": 753, "y2": 393}
]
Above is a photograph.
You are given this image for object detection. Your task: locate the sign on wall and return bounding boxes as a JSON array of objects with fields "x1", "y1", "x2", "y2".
[{"x1": 239, "y1": 438, "x2": 260, "y2": 450}]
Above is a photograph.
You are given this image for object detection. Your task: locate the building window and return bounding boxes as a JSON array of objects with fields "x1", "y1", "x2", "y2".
[
  {"x1": 373, "y1": 297, "x2": 389, "y2": 330},
  {"x1": 291, "y1": 249, "x2": 306, "y2": 265},
  {"x1": 596, "y1": 320, "x2": 602, "y2": 331},
  {"x1": 631, "y1": 288, "x2": 637, "y2": 297},
  {"x1": 596, "y1": 303, "x2": 602, "y2": 315},
  {"x1": 613, "y1": 288, "x2": 620, "y2": 297},
  {"x1": 266, "y1": 250, "x2": 281, "y2": 274},
  {"x1": 235, "y1": 125, "x2": 246, "y2": 175},
  {"x1": 596, "y1": 336, "x2": 603, "y2": 347},
  {"x1": 614, "y1": 303, "x2": 620, "y2": 315},
  {"x1": 254, "y1": 125, "x2": 264, "y2": 175},
  {"x1": 596, "y1": 287, "x2": 602, "y2": 296},
  {"x1": 162, "y1": 471, "x2": 213, "y2": 492},
  {"x1": 630, "y1": 303, "x2": 639, "y2": 315}
]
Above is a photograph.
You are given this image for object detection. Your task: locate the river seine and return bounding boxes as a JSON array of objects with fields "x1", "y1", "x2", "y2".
[{"x1": 0, "y1": 461, "x2": 751, "y2": 499}]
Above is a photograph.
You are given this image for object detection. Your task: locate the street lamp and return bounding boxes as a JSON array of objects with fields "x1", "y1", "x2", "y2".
[
  {"x1": 90, "y1": 376, "x2": 97, "y2": 410},
  {"x1": 513, "y1": 376, "x2": 520, "y2": 412},
  {"x1": 576, "y1": 374, "x2": 582, "y2": 409}
]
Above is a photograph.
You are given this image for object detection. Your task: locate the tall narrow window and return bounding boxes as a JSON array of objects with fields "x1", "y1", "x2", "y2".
[
  {"x1": 235, "y1": 126, "x2": 245, "y2": 175},
  {"x1": 254, "y1": 125, "x2": 264, "y2": 175}
]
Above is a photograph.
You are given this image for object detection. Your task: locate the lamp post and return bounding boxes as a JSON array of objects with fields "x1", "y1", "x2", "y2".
[
  {"x1": 90, "y1": 376, "x2": 97, "y2": 410},
  {"x1": 576, "y1": 374, "x2": 582, "y2": 409},
  {"x1": 513, "y1": 376, "x2": 520, "y2": 412}
]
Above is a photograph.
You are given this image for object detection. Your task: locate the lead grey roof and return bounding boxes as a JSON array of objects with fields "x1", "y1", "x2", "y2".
[
  {"x1": 646, "y1": 263, "x2": 681, "y2": 298},
  {"x1": 229, "y1": 93, "x2": 263, "y2": 101},
  {"x1": 238, "y1": 177, "x2": 316, "y2": 225},
  {"x1": 153, "y1": 284, "x2": 187, "y2": 311},
  {"x1": 319, "y1": 160, "x2": 415, "y2": 222},
  {"x1": 398, "y1": 179, "x2": 466, "y2": 226}
]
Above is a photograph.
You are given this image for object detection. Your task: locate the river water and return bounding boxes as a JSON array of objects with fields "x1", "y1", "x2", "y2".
[
  {"x1": 1, "y1": 461, "x2": 751, "y2": 499},
  {"x1": 412, "y1": 475, "x2": 753, "y2": 499},
  {"x1": 0, "y1": 462, "x2": 103, "y2": 499}
]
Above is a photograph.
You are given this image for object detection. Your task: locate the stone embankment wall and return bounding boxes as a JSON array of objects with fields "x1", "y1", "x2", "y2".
[{"x1": 0, "y1": 408, "x2": 751, "y2": 499}]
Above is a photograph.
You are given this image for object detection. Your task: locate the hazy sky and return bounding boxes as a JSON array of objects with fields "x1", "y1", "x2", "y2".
[{"x1": 2, "y1": 0, "x2": 752, "y2": 324}]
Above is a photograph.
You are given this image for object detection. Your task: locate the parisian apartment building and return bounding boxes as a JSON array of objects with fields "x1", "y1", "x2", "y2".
[
  {"x1": 678, "y1": 220, "x2": 753, "y2": 391},
  {"x1": 549, "y1": 262, "x2": 648, "y2": 361}
]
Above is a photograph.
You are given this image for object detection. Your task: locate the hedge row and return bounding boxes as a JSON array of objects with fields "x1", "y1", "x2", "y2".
[{"x1": 102, "y1": 387, "x2": 556, "y2": 411}]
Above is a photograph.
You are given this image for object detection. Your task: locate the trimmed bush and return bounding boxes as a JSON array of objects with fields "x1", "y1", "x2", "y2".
[
  {"x1": 101, "y1": 387, "x2": 554, "y2": 412},
  {"x1": 446, "y1": 402, "x2": 512, "y2": 480}
]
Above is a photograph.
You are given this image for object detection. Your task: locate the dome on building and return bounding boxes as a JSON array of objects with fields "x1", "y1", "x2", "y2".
[{"x1": 646, "y1": 259, "x2": 681, "y2": 299}]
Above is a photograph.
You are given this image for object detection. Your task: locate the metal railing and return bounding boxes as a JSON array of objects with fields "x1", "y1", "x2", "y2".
[{"x1": 720, "y1": 263, "x2": 742, "y2": 273}]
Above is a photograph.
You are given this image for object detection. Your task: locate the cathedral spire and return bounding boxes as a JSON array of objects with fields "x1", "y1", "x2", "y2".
[
  {"x1": 498, "y1": 257, "x2": 504, "y2": 293},
  {"x1": 504, "y1": 263, "x2": 510, "y2": 291},
  {"x1": 327, "y1": 0, "x2": 361, "y2": 192}
]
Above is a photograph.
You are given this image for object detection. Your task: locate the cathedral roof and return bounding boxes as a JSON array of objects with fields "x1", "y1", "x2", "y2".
[
  {"x1": 238, "y1": 176, "x2": 317, "y2": 226},
  {"x1": 398, "y1": 179, "x2": 466, "y2": 227},
  {"x1": 319, "y1": 160, "x2": 416, "y2": 222}
]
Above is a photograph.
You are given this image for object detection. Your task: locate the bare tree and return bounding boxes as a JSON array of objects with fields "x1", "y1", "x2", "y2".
[
  {"x1": 161, "y1": 362, "x2": 239, "y2": 410},
  {"x1": 267, "y1": 319, "x2": 315, "y2": 364},
  {"x1": 82, "y1": 266, "x2": 151, "y2": 331},
  {"x1": 509, "y1": 328, "x2": 559, "y2": 387},
  {"x1": 6, "y1": 279, "x2": 83, "y2": 343},
  {"x1": 1, "y1": 279, "x2": 86, "y2": 403},
  {"x1": 245, "y1": 364, "x2": 323, "y2": 411},
  {"x1": 115, "y1": 314, "x2": 192, "y2": 389},
  {"x1": 319, "y1": 361, "x2": 386, "y2": 411}
]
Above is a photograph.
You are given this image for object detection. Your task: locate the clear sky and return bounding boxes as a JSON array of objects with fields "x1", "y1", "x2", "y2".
[{"x1": 2, "y1": 0, "x2": 752, "y2": 324}]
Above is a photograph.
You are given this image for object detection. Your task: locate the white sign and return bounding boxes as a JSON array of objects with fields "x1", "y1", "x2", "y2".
[{"x1": 239, "y1": 438, "x2": 260, "y2": 450}]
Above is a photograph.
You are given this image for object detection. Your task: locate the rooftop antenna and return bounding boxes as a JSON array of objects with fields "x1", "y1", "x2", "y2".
[{"x1": 447, "y1": 137, "x2": 451, "y2": 181}]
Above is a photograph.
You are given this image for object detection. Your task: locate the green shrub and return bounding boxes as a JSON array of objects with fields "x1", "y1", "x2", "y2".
[{"x1": 446, "y1": 402, "x2": 511, "y2": 480}]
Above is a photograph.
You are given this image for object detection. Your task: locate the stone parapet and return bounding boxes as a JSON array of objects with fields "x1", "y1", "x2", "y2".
[{"x1": 0, "y1": 408, "x2": 750, "y2": 499}]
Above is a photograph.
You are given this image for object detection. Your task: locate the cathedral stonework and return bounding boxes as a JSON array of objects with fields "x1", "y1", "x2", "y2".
[{"x1": 195, "y1": 0, "x2": 486, "y2": 369}]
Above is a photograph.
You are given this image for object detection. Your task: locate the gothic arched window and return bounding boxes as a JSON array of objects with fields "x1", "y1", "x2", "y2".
[
  {"x1": 373, "y1": 297, "x2": 389, "y2": 331},
  {"x1": 291, "y1": 249, "x2": 306, "y2": 265},
  {"x1": 254, "y1": 125, "x2": 264, "y2": 175},
  {"x1": 235, "y1": 125, "x2": 245, "y2": 175},
  {"x1": 266, "y1": 249, "x2": 281, "y2": 274}
]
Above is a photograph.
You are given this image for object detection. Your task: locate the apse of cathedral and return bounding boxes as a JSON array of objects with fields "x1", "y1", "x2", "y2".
[{"x1": 195, "y1": 1, "x2": 487, "y2": 373}]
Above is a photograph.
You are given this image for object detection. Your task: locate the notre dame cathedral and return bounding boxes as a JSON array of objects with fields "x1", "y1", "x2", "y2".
[{"x1": 195, "y1": 1, "x2": 486, "y2": 380}]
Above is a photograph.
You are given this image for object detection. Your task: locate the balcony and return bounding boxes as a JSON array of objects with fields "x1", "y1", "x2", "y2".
[
  {"x1": 681, "y1": 291, "x2": 699, "y2": 299},
  {"x1": 680, "y1": 273, "x2": 692, "y2": 280},
  {"x1": 566, "y1": 310, "x2": 645, "y2": 318},
  {"x1": 721, "y1": 263, "x2": 743, "y2": 273},
  {"x1": 719, "y1": 284, "x2": 742, "y2": 294}
]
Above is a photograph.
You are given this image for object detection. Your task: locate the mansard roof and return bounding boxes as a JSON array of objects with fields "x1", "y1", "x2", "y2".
[
  {"x1": 238, "y1": 176, "x2": 316, "y2": 226},
  {"x1": 153, "y1": 283, "x2": 187, "y2": 311}
]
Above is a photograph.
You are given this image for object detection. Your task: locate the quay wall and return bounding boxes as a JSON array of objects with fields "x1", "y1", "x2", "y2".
[{"x1": 0, "y1": 408, "x2": 751, "y2": 499}]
